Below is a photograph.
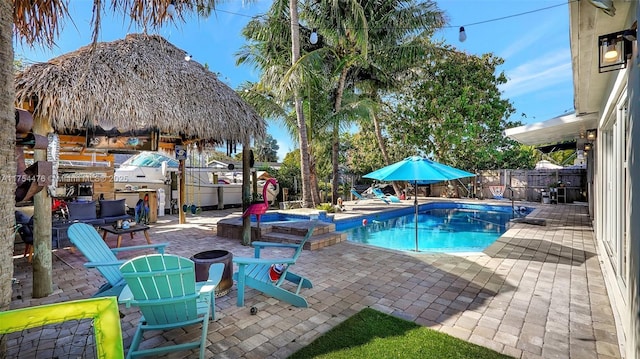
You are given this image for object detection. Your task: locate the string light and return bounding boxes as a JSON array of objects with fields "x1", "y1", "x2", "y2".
[
  {"x1": 216, "y1": 1, "x2": 575, "y2": 28},
  {"x1": 447, "y1": 0, "x2": 577, "y2": 41},
  {"x1": 458, "y1": 27, "x2": 467, "y2": 42},
  {"x1": 167, "y1": 0, "x2": 176, "y2": 18},
  {"x1": 445, "y1": 0, "x2": 576, "y2": 29},
  {"x1": 18, "y1": 1, "x2": 578, "y2": 66}
]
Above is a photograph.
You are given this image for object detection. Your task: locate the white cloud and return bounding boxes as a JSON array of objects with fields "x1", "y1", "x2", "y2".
[
  {"x1": 494, "y1": 8, "x2": 571, "y2": 100},
  {"x1": 500, "y1": 51, "x2": 572, "y2": 98},
  {"x1": 499, "y1": 20, "x2": 555, "y2": 60}
]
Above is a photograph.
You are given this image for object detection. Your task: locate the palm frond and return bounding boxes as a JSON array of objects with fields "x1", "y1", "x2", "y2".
[{"x1": 13, "y1": 0, "x2": 221, "y2": 46}]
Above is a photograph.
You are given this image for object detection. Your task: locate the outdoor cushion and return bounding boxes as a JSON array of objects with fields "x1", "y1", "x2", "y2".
[
  {"x1": 99, "y1": 199, "x2": 126, "y2": 217},
  {"x1": 15, "y1": 210, "x2": 32, "y2": 227},
  {"x1": 15, "y1": 210, "x2": 34, "y2": 244},
  {"x1": 99, "y1": 199, "x2": 131, "y2": 225},
  {"x1": 67, "y1": 201, "x2": 98, "y2": 221}
]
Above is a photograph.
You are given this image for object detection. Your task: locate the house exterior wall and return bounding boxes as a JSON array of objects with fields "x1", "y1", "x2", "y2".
[
  {"x1": 505, "y1": 4, "x2": 638, "y2": 355},
  {"x1": 593, "y1": 5, "x2": 639, "y2": 358},
  {"x1": 626, "y1": 5, "x2": 639, "y2": 357}
]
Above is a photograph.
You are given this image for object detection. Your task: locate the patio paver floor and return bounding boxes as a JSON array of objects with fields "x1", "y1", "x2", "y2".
[{"x1": 9, "y1": 200, "x2": 620, "y2": 358}]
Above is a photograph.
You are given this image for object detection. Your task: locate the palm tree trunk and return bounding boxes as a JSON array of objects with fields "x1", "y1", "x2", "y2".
[
  {"x1": 0, "y1": 0, "x2": 16, "y2": 313},
  {"x1": 372, "y1": 109, "x2": 402, "y2": 195},
  {"x1": 309, "y1": 152, "x2": 320, "y2": 206},
  {"x1": 305, "y1": 91, "x2": 321, "y2": 206},
  {"x1": 331, "y1": 68, "x2": 349, "y2": 205},
  {"x1": 331, "y1": 122, "x2": 339, "y2": 204},
  {"x1": 289, "y1": 0, "x2": 313, "y2": 208}
]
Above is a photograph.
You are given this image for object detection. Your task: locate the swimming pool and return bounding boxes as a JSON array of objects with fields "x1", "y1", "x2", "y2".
[
  {"x1": 338, "y1": 202, "x2": 529, "y2": 252},
  {"x1": 248, "y1": 211, "x2": 330, "y2": 224}
]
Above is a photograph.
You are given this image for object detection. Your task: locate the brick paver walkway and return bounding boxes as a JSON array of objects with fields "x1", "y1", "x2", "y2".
[{"x1": 9, "y1": 201, "x2": 620, "y2": 358}]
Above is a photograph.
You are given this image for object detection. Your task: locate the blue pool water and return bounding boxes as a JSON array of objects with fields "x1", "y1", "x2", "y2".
[
  {"x1": 250, "y1": 216, "x2": 299, "y2": 224},
  {"x1": 338, "y1": 203, "x2": 529, "y2": 252},
  {"x1": 248, "y1": 211, "x2": 330, "y2": 224}
]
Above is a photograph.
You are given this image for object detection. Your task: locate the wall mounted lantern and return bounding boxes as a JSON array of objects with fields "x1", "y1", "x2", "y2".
[
  {"x1": 598, "y1": 29, "x2": 636, "y2": 73},
  {"x1": 586, "y1": 129, "x2": 597, "y2": 141},
  {"x1": 584, "y1": 143, "x2": 592, "y2": 151}
]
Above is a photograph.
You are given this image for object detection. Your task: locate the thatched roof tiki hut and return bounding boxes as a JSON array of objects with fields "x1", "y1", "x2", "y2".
[{"x1": 15, "y1": 33, "x2": 265, "y2": 297}]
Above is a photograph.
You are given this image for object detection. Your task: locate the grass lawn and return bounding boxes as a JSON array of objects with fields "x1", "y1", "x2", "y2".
[{"x1": 288, "y1": 308, "x2": 512, "y2": 359}]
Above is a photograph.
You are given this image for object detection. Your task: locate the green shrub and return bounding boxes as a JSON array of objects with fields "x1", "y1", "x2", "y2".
[{"x1": 316, "y1": 203, "x2": 335, "y2": 213}]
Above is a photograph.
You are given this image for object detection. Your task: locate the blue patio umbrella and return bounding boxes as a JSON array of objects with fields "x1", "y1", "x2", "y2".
[{"x1": 363, "y1": 156, "x2": 475, "y2": 251}]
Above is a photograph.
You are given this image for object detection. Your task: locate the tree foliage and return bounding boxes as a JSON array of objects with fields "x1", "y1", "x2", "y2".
[
  {"x1": 253, "y1": 134, "x2": 279, "y2": 162},
  {"x1": 273, "y1": 149, "x2": 302, "y2": 197},
  {"x1": 236, "y1": 0, "x2": 322, "y2": 206},
  {"x1": 14, "y1": 56, "x2": 26, "y2": 73},
  {"x1": 386, "y1": 49, "x2": 533, "y2": 171},
  {"x1": 301, "y1": 0, "x2": 445, "y2": 202},
  {"x1": 343, "y1": 127, "x2": 414, "y2": 177}
]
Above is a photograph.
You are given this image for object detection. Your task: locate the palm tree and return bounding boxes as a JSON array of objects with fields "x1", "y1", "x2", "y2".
[
  {"x1": 288, "y1": 0, "x2": 316, "y2": 208},
  {"x1": 254, "y1": 134, "x2": 279, "y2": 162},
  {"x1": 301, "y1": 0, "x2": 445, "y2": 203},
  {"x1": 5, "y1": 0, "x2": 221, "y2": 302},
  {"x1": 236, "y1": 0, "x2": 324, "y2": 207}
]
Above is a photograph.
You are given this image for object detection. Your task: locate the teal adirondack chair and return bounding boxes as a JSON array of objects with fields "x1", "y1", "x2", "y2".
[
  {"x1": 120, "y1": 254, "x2": 212, "y2": 359},
  {"x1": 68, "y1": 223, "x2": 168, "y2": 298},
  {"x1": 233, "y1": 225, "x2": 316, "y2": 308}
]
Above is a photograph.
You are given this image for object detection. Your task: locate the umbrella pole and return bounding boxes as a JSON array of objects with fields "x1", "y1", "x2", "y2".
[{"x1": 414, "y1": 181, "x2": 418, "y2": 252}]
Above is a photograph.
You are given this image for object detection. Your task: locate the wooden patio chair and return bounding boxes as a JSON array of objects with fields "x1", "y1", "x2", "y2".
[
  {"x1": 67, "y1": 223, "x2": 168, "y2": 298},
  {"x1": 119, "y1": 254, "x2": 212, "y2": 359},
  {"x1": 233, "y1": 225, "x2": 316, "y2": 308}
]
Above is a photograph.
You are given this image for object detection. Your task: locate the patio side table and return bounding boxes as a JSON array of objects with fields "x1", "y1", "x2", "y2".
[{"x1": 99, "y1": 224, "x2": 151, "y2": 248}]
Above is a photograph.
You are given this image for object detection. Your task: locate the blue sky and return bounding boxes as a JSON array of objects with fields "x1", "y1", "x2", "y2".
[{"x1": 15, "y1": 0, "x2": 573, "y2": 161}]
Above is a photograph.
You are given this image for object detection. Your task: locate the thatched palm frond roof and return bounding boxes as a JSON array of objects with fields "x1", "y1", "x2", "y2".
[{"x1": 15, "y1": 33, "x2": 265, "y2": 144}]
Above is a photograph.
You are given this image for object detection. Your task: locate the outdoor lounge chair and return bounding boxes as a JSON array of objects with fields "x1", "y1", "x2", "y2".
[
  {"x1": 119, "y1": 254, "x2": 212, "y2": 359},
  {"x1": 67, "y1": 223, "x2": 168, "y2": 298},
  {"x1": 233, "y1": 225, "x2": 316, "y2": 308},
  {"x1": 372, "y1": 188, "x2": 401, "y2": 203},
  {"x1": 350, "y1": 188, "x2": 365, "y2": 203},
  {"x1": 350, "y1": 188, "x2": 380, "y2": 204}
]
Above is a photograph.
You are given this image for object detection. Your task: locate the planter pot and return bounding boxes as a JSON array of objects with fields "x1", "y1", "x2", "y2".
[{"x1": 191, "y1": 250, "x2": 233, "y2": 297}]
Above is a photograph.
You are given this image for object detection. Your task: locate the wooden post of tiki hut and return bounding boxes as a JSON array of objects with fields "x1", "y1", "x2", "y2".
[
  {"x1": 32, "y1": 114, "x2": 53, "y2": 298},
  {"x1": 242, "y1": 143, "x2": 251, "y2": 246},
  {"x1": 179, "y1": 154, "x2": 186, "y2": 224}
]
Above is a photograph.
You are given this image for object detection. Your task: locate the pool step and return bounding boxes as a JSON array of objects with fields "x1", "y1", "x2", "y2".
[
  {"x1": 215, "y1": 218, "x2": 346, "y2": 250},
  {"x1": 261, "y1": 222, "x2": 347, "y2": 251},
  {"x1": 269, "y1": 221, "x2": 335, "y2": 236}
]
